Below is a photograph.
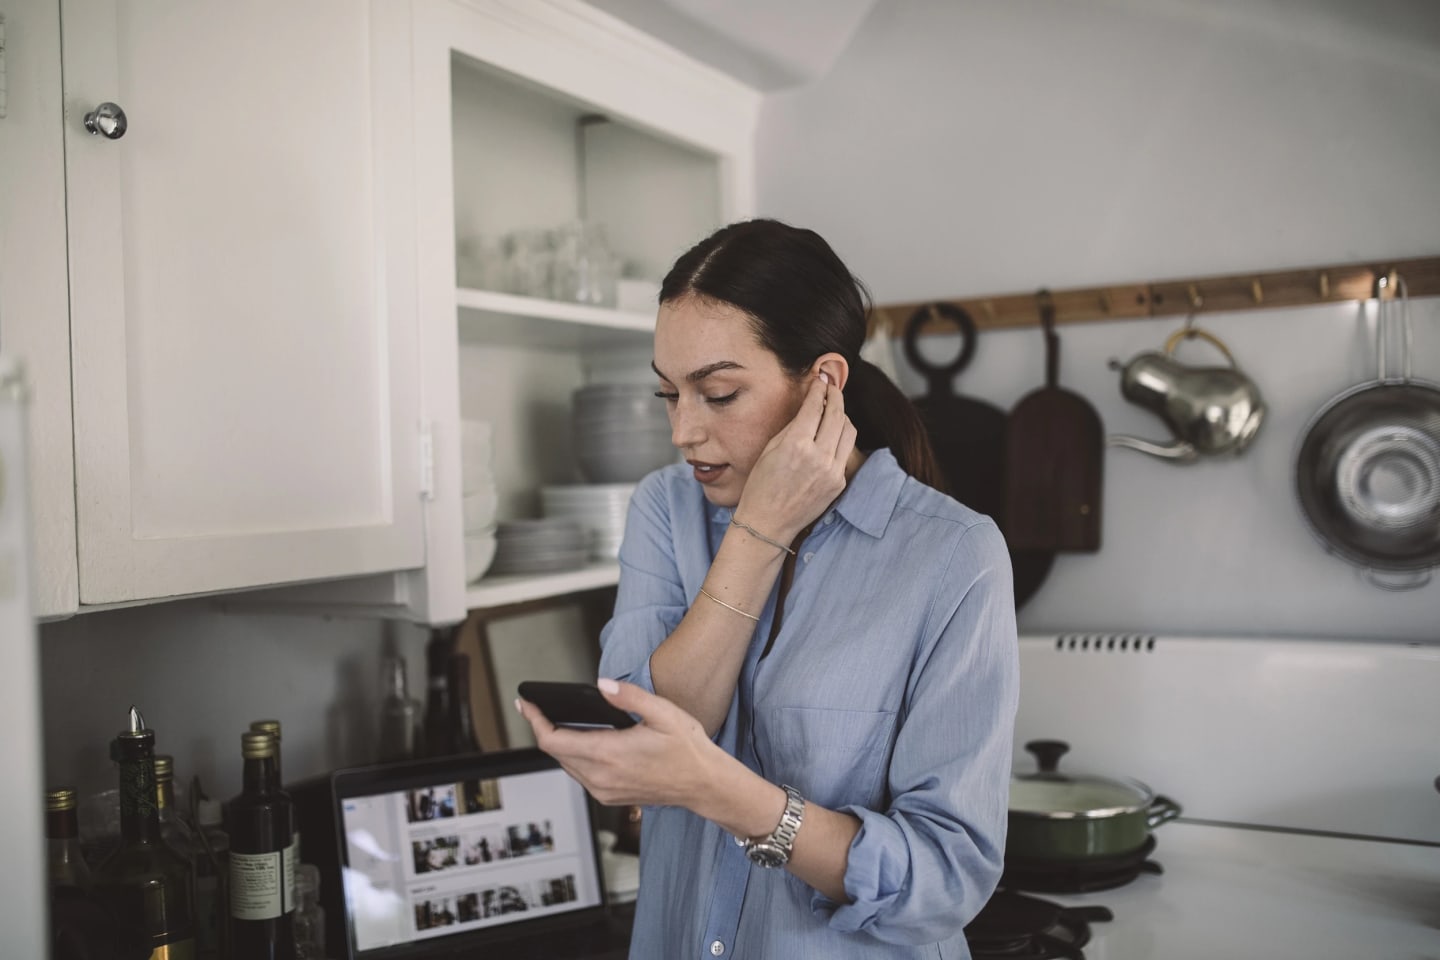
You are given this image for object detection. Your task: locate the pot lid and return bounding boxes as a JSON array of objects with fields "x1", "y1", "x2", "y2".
[{"x1": 1010, "y1": 740, "x2": 1154, "y2": 818}]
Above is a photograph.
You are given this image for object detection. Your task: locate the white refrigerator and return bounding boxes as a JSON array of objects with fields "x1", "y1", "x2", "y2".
[{"x1": 0, "y1": 355, "x2": 48, "y2": 956}]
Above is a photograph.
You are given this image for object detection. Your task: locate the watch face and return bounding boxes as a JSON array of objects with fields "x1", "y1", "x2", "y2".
[{"x1": 745, "y1": 842, "x2": 787, "y2": 869}]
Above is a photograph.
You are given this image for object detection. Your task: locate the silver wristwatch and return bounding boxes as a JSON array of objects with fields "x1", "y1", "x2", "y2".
[{"x1": 744, "y1": 785, "x2": 805, "y2": 868}]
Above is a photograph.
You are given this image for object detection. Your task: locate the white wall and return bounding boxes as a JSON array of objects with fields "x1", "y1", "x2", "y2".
[
  {"x1": 756, "y1": 0, "x2": 1440, "y2": 639},
  {"x1": 40, "y1": 604, "x2": 429, "y2": 805}
]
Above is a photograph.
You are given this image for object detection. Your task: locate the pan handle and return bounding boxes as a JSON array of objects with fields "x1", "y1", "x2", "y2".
[
  {"x1": 1036, "y1": 290, "x2": 1060, "y2": 387},
  {"x1": 1146, "y1": 795, "x2": 1183, "y2": 829},
  {"x1": 1364, "y1": 567, "x2": 1431, "y2": 591},
  {"x1": 903, "y1": 303, "x2": 977, "y2": 390}
]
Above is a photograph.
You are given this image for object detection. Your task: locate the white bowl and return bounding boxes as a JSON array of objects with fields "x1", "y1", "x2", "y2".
[
  {"x1": 464, "y1": 533, "x2": 498, "y2": 583},
  {"x1": 462, "y1": 487, "x2": 499, "y2": 534}
]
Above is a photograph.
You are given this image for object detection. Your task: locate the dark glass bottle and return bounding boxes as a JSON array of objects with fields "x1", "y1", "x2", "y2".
[
  {"x1": 447, "y1": 652, "x2": 484, "y2": 755},
  {"x1": 155, "y1": 755, "x2": 197, "y2": 867},
  {"x1": 93, "y1": 706, "x2": 197, "y2": 958},
  {"x1": 250, "y1": 719, "x2": 299, "y2": 871},
  {"x1": 421, "y1": 627, "x2": 456, "y2": 757},
  {"x1": 228, "y1": 732, "x2": 296, "y2": 960},
  {"x1": 377, "y1": 655, "x2": 420, "y2": 763},
  {"x1": 46, "y1": 787, "x2": 92, "y2": 891}
]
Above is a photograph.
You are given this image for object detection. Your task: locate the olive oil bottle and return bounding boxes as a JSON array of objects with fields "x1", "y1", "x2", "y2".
[
  {"x1": 228, "y1": 731, "x2": 296, "y2": 959},
  {"x1": 93, "y1": 706, "x2": 197, "y2": 959}
]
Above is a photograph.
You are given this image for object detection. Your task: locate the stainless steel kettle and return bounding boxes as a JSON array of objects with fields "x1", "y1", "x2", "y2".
[{"x1": 1107, "y1": 327, "x2": 1266, "y2": 462}]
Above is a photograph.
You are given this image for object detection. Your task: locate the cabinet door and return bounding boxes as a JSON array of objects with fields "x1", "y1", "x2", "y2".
[{"x1": 60, "y1": 0, "x2": 424, "y2": 602}]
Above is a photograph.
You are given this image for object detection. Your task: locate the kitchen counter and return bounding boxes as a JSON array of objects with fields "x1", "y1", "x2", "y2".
[{"x1": 1043, "y1": 821, "x2": 1440, "y2": 959}]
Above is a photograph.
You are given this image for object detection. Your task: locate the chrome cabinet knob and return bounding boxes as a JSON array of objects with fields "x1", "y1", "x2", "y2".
[{"x1": 83, "y1": 101, "x2": 128, "y2": 139}]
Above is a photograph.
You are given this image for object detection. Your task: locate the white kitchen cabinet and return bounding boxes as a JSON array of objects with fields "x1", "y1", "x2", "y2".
[
  {"x1": 251, "y1": 0, "x2": 760, "y2": 625},
  {"x1": 49, "y1": 0, "x2": 426, "y2": 608}
]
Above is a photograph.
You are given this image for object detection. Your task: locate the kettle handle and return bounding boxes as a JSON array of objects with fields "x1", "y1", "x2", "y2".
[{"x1": 1163, "y1": 327, "x2": 1236, "y2": 367}]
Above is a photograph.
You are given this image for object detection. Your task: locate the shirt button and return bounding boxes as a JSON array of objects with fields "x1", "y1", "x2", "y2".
[
  {"x1": 803, "y1": 551, "x2": 815, "y2": 563},
  {"x1": 733, "y1": 834, "x2": 745, "y2": 846},
  {"x1": 710, "y1": 940, "x2": 726, "y2": 956},
  {"x1": 823, "y1": 513, "x2": 834, "y2": 525}
]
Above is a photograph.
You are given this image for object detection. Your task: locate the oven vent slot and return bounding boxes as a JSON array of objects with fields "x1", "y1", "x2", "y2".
[{"x1": 1053, "y1": 634, "x2": 1157, "y2": 652}]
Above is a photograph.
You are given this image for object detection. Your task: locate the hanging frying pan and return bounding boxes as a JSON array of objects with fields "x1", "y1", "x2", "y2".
[
  {"x1": 1004, "y1": 291, "x2": 1104, "y2": 552},
  {"x1": 903, "y1": 303, "x2": 1055, "y2": 608},
  {"x1": 1296, "y1": 274, "x2": 1440, "y2": 589}
]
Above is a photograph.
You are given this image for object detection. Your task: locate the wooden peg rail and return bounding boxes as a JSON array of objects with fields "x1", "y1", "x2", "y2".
[{"x1": 869, "y1": 254, "x2": 1440, "y2": 337}]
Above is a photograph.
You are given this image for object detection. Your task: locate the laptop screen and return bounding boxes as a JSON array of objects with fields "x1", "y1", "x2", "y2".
[{"x1": 336, "y1": 753, "x2": 606, "y2": 954}]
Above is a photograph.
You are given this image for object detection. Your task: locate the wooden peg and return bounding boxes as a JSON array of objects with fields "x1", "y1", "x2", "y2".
[
  {"x1": 1251, "y1": 278, "x2": 1264, "y2": 304},
  {"x1": 1186, "y1": 283, "x2": 1203, "y2": 310},
  {"x1": 1098, "y1": 290, "x2": 1111, "y2": 314},
  {"x1": 982, "y1": 299, "x2": 996, "y2": 323},
  {"x1": 1318, "y1": 272, "x2": 1330, "y2": 299}
]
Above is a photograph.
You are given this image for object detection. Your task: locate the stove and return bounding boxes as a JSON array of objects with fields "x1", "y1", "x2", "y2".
[
  {"x1": 1006, "y1": 635, "x2": 1440, "y2": 960},
  {"x1": 966, "y1": 890, "x2": 1112, "y2": 960}
]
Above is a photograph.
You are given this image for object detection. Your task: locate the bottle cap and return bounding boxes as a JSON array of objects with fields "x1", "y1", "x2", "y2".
[
  {"x1": 241, "y1": 731, "x2": 277, "y2": 759},
  {"x1": 249, "y1": 719, "x2": 282, "y2": 741},
  {"x1": 198, "y1": 798, "x2": 223, "y2": 827},
  {"x1": 45, "y1": 787, "x2": 77, "y2": 812},
  {"x1": 154, "y1": 754, "x2": 174, "y2": 781}
]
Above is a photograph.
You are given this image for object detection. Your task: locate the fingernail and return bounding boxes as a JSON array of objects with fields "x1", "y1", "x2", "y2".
[
  {"x1": 819, "y1": 371, "x2": 830, "y2": 384},
  {"x1": 597, "y1": 677, "x2": 620, "y2": 695},
  {"x1": 514, "y1": 697, "x2": 523, "y2": 715}
]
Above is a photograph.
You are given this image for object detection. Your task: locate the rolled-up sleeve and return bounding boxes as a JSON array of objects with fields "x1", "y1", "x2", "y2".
[
  {"x1": 817, "y1": 521, "x2": 1019, "y2": 945},
  {"x1": 597, "y1": 471, "x2": 690, "y2": 695}
]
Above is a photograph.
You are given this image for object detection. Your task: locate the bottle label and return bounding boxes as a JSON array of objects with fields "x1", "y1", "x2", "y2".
[
  {"x1": 151, "y1": 939, "x2": 196, "y2": 960},
  {"x1": 230, "y1": 850, "x2": 288, "y2": 920},
  {"x1": 283, "y1": 837, "x2": 298, "y2": 912}
]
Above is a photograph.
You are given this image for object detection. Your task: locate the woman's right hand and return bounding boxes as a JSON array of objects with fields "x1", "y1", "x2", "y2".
[{"x1": 734, "y1": 373, "x2": 857, "y2": 545}]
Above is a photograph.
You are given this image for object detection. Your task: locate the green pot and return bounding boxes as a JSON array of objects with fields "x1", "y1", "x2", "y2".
[{"x1": 1007, "y1": 740, "x2": 1182, "y2": 861}]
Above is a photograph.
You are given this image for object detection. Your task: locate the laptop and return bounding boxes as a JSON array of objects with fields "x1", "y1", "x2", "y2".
[{"x1": 298, "y1": 748, "x2": 633, "y2": 960}]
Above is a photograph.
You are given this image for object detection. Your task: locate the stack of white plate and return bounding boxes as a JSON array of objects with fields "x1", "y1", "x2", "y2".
[
  {"x1": 489, "y1": 519, "x2": 589, "y2": 576},
  {"x1": 461, "y1": 420, "x2": 499, "y2": 583},
  {"x1": 540, "y1": 484, "x2": 635, "y2": 560},
  {"x1": 573, "y1": 384, "x2": 676, "y2": 483}
]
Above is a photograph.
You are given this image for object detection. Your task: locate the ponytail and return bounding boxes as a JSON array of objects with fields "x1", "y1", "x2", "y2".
[{"x1": 847, "y1": 360, "x2": 947, "y2": 495}]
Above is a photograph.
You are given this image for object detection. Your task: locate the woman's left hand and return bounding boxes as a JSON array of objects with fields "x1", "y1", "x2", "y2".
[{"x1": 517, "y1": 678, "x2": 721, "y2": 809}]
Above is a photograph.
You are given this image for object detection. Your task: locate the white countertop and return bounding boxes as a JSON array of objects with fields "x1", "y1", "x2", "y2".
[{"x1": 1042, "y1": 822, "x2": 1440, "y2": 959}]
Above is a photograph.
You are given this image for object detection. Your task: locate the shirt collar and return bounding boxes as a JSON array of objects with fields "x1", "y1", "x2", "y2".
[{"x1": 832, "y1": 448, "x2": 905, "y2": 539}]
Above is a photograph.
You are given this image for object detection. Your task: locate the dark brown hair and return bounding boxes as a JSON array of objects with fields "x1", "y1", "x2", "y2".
[{"x1": 659, "y1": 219, "x2": 945, "y2": 492}]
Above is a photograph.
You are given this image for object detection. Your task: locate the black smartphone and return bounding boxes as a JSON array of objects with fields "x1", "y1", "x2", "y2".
[{"x1": 518, "y1": 681, "x2": 638, "y2": 730}]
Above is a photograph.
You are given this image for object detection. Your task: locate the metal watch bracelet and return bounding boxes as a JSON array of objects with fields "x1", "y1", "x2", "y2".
[{"x1": 744, "y1": 785, "x2": 805, "y2": 868}]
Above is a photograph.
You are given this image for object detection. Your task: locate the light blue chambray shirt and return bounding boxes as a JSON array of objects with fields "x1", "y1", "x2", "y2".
[{"x1": 598, "y1": 449, "x2": 1019, "y2": 960}]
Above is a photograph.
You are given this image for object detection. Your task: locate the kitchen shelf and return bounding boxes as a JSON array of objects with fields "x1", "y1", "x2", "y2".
[
  {"x1": 464, "y1": 560, "x2": 620, "y2": 611},
  {"x1": 875, "y1": 253, "x2": 1440, "y2": 336},
  {"x1": 456, "y1": 287, "x2": 654, "y2": 349}
]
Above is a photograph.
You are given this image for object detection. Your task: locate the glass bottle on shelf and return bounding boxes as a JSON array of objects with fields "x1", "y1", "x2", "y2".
[
  {"x1": 93, "y1": 706, "x2": 197, "y2": 957},
  {"x1": 421, "y1": 628, "x2": 456, "y2": 757},
  {"x1": 448, "y1": 653, "x2": 484, "y2": 756},
  {"x1": 155, "y1": 755, "x2": 197, "y2": 860},
  {"x1": 46, "y1": 787, "x2": 92, "y2": 892},
  {"x1": 193, "y1": 798, "x2": 231, "y2": 960},
  {"x1": 377, "y1": 655, "x2": 421, "y2": 763},
  {"x1": 228, "y1": 731, "x2": 296, "y2": 960},
  {"x1": 251, "y1": 719, "x2": 299, "y2": 865},
  {"x1": 292, "y1": 863, "x2": 327, "y2": 959}
]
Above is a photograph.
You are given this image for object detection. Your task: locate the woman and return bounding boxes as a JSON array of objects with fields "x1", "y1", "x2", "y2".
[{"x1": 517, "y1": 219, "x2": 1017, "y2": 957}]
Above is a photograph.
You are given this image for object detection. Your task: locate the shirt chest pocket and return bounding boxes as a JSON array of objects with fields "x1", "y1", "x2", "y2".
[{"x1": 761, "y1": 706, "x2": 898, "y2": 811}]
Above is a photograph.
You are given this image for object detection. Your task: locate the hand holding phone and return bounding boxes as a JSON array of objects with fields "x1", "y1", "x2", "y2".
[{"x1": 518, "y1": 681, "x2": 638, "y2": 730}]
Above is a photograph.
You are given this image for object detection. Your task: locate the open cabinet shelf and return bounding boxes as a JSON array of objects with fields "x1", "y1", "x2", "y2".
[
  {"x1": 456, "y1": 287, "x2": 654, "y2": 349},
  {"x1": 464, "y1": 560, "x2": 621, "y2": 611}
]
